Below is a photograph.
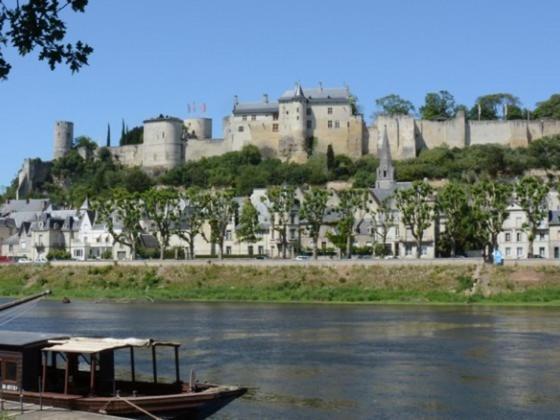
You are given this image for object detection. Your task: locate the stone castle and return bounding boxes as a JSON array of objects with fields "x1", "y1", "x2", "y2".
[{"x1": 15, "y1": 83, "x2": 560, "y2": 197}]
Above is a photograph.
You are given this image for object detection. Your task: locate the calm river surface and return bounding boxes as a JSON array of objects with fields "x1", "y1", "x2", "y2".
[{"x1": 4, "y1": 300, "x2": 560, "y2": 419}]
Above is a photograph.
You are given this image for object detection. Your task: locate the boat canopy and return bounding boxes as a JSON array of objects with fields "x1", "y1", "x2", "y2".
[{"x1": 44, "y1": 337, "x2": 180, "y2": 354}]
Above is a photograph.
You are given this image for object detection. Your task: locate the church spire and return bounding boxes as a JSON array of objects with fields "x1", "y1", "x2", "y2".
[{"x1": 376, "y1": 126, "x2": 395, "y2": 189}]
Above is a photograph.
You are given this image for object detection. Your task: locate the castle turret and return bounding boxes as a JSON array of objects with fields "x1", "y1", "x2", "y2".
[
  {"x1": 279, "y1": 83, "x2": 308, "y2": 162},
  {"x1": 53, "y1": 121, "x2": 74, "y2": 160},
  {"x1": 376, "y1": 126, "x2": 396, "y2": 189},
  {"x1": 142, "y1": 116, "x2": 184, "y2": 171}
]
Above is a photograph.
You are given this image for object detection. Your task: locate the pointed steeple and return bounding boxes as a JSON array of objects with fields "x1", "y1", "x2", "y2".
[
  {"x1": 293, "y1": 82, "x2": 305, "y2": 99},
  {"x1": 80, "y1": 196, "x2": 90, "y2": 211},
  {"x1": 376, "y1": 126, "x2": 395, "y2": 189}
]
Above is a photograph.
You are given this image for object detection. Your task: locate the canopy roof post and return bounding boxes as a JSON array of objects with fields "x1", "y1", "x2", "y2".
[
  {"x1": 152, "y1": 345, "x2": 158, "y2": 384},
  {"x1": 130, "y1": 347, "x2": 136, "y2": 385},
  {"x1": 174, "y1": 346, "x2": 180, "y2": 383},
  {"x1": 63, "y1": 353, "x2": 69, "y2": 395},
  {"x1": 89, "y1": 354, "x2": 96, "y2": 396},
  {"x1": 41, "y1": 351, "x2": 47, "y2": 394}
]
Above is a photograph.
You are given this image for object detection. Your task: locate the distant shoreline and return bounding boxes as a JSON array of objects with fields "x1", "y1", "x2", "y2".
[{"x1": 1, "y1": 261, "x2": 560, "y2": 306}]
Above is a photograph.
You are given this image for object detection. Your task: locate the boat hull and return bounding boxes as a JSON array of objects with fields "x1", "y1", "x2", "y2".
[{"x1": 2, "y1": 385, "x2": 247, "y2": 419}]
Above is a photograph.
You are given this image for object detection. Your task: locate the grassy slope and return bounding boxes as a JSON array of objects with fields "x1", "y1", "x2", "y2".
[{"x1": 2, "y1": 263, "x2": 560, "y2": 305}]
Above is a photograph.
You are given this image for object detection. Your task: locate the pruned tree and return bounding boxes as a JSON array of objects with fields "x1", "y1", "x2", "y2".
[
  {"x1": 330, "y1": 189, "x2": 365, "y2": 258},
  {"x1": 262, "y1": 185, "x2": 297, "y2": 259},
  {"x1": 299, "y1": 186, "x2": 330, "y2": 259},
  {"x1": 368, "y1": 197, "x2": 395, "y2": 257},
  {"x1": 470, "y1": 180, "x2": 512, "y2": 262},
  {"x1": 176, "y1": 187, "x2": 207, "y2": 260},
  {"x1": 435, "y1": 182, "x2": 470, "y2": 257},
  {"x1": 395, "y1": 181, "x2": 435, "y2": 259},
  {"x1": 515, "y1": 176, "x2": 550, "y2": 258},
  {"x1": 94, "y1": 188, "x2": 143, "y2": 260},
  {"x1": 236, "y1": 197, "x2": 260, "y2": 244},
  {"x1": 142, "y1": 188, "x2": 181, "y2": 260},
  {"x1": 204, "y1": 188, "x2": 238, "y2": 259},
  {"x1": 0, "y1": 0, "x2": 93, "y2": 80}
]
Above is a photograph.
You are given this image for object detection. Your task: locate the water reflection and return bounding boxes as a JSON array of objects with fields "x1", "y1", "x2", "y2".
[{"x1": 3, "y1": 300, "x2": 560, "y2": 419}]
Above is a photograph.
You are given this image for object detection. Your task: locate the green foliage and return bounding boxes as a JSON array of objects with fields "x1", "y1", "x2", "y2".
[
  {"x1": 436, "y1": 182, "x2": 471, "y2": 257},
  {"x1": 515, "y1": 176, "x2": 550, "y2": 256},
  {"x1": 262, "y1": 185, "x2": 297, "y2": 259},
  {"x1": 204, "y1": 188, "x2": 238, "y2": 259},
  {"x1": 236, "y1": 197, "x2": 261, "y2": 243},
  {"x1": 533, "y1": 94, "x2": 560, "y2": 120},
  {"x1": 375, "y1": 94, "x2": 415, "y2": 116},
  {"x1": 46, "y1": 249, "x2": 71, "y2": 261},
  {"x1": 120, "y1": 126, "x2": 143, "y2": 146},
  {"x1": 0, "y1": 0, "x2": 93, "y2": 80},
  {"x1": 326, "y1": 145, "x2": 335, "y2": 171},
  {"x1": 420, "y1": 90, "x2": 457, "y2": 120},
  {"x1": 468, "y1": 93, "x2": 521, "y2": 120},
  {"x1": 300, "y1": 186, "x2": 330, "y2": 259},
  {"x1": 395, "y1": 181, "x2": 435, "y2": 258},
  {"x1": 73, "y1": 136, "x2": 97, "y2": 152},
  {"x1": 142, "y1": 188, "x2": 181, "y2": 259}
]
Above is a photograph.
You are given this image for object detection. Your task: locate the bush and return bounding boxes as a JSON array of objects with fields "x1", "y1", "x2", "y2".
[{"x1": 46, "y1": 249, "x2": 71, "y2": 261}]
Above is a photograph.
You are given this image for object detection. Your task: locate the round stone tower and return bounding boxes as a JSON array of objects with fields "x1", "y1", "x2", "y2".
[
  {"x1": 142, "y1": 116, "x2": 184, "y2": 170},
  {"x1": 279, "y1": 83, "x2": 308, "y2": 162},
  {"x1": 184, "y1": 118, "x2": 212, "y2": 139},
  {"x1": 53, "y1": 121, "x2": 74, "y2": 160}
]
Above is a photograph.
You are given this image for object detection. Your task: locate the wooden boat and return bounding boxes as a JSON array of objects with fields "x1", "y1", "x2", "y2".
[{"x1": 0, "y1": 292, "x2": 247, "y2": 419}]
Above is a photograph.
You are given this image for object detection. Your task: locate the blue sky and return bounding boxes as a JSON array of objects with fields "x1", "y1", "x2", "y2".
[{"x1": 1, "y1": 0, "x2": 559, "y2": 185}]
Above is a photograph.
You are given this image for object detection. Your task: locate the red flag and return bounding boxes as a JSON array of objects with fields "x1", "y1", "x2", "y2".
[{"x1": 201, "y1": 103, "x2": 207, "y2": 113}]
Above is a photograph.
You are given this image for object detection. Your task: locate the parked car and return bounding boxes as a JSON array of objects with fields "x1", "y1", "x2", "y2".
[
  {"x1": 294, "y1": 255, "x2": 309, "y2": 261},
  {"x1": 16, "y1": 257, "x2": 32, "y2": 264},
  {"x1": 384, "y1": 255, "x2": 398, "y2": 260}
]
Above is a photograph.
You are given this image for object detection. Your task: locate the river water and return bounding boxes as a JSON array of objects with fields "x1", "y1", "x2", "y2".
[{"x1": 5, "y1": 300, "x2": 560, "y2": 419}]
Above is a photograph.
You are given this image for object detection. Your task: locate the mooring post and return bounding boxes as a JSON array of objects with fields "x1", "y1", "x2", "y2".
[
  {"x1": 38, "y1": 377, "x2": 43, "y2": 410},
  {"x1": 19, "y1": 390, "x2": 23, "y2": 414}
]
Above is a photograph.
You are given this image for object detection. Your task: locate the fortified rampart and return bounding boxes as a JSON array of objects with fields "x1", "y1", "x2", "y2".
[{"x1": 369, "y1": 111, "x2": 560, "y2": 159}]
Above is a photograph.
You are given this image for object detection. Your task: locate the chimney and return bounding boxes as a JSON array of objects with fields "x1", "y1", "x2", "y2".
[
  {"x1": 319, "y1": 81, "x2": 323, "y2": 91},
  {"x1": 233, "y1": 95, "x2": 239, "y2": 106},
  {"x1": 263, "y1": 94, "x2": 269, "y2": 103}
]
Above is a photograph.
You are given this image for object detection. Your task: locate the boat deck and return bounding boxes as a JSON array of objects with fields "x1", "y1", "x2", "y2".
[{"x1": 0, "y1": 399, "x2": 120, "y2": 419}]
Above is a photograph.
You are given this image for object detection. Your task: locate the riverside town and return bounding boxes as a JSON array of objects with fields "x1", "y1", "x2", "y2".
[{"x1": 2, "y1": 1, "x2": 560, "y2": 419}]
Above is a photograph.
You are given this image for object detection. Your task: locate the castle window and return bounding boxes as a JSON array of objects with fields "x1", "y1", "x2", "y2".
[
  {"x1": 296, "y1": 107, "x2": 299, "y2": 112},
  {"x1": 327, "y1": 120, "x2": 333, "y2": 129},
  {"x1": 242, "y1": 115, "x2": 247, "y2": 121},
  {"x1": 273, "y1": 113, "x2": 278, "y2": 121},
  {"x1": 272, "y1": 123, "x2": 279, "y2": 132},
  {"x1": 328, "y1": 107, "x2": 333, "y2": 114},
  {"x1": 306, "y1": 120, "x2": 312, "y2": 129},
  {"x1": 306, "y1": 108, "x2": 311, "y2": 116},
  {"x1": 238, "y1": 126, "x2": 244, "y2": 132},
  {"x1": 383, "y1": 170, "x2": 387, "y2": 177},
  {"x1": 251, "y1": 115, "x2": 256, "y2": 121},
  {"x1": 153, "y1": 153, "x2": 157, "y2": 161},
  {"x1": 334, "y1": 121, "x2": 340, "y2": 128},
  {"x1": 162, "y1": 131, "x2": 165, "y2": 138}
]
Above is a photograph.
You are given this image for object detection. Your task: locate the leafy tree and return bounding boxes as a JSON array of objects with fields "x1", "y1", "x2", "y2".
[
  {"x1": 468, "y1": 93, "x2": 521, "y2": 120},
  {"x1": 299, "y1": 186, "x2": 330, "y2": 259},
  {"x1": 330, "y1": 189, "x2": 365, "y2": 258},
  {"x1": 395, "y1": 181, "x2": 435, "y2": 258},
  {"x1": 435, "y1": 182, "x2": 470, "y2": 257},
  {"x1": 515, "y1": 176, "x2": 550, "y2": 258},
  {"x1": 94, "y1": 189, "x2": 143, "y2": 260},
  {"x1": 470, "y1": 180, "x2": 512, "y2": 261},
  {"x1": 73, "y1": 135, "x2": 96, "y2": 151},
  {"x1": 419, "y1": 90, "x2": 457, "y2": 120},
  {"x1": 142, "y1": 188, "x2": 181, "y2": 259},
  {"x1": 176, "y1": 187, "x2": 207, "y2": 259},
  {"x1": 375, "y1": 94, "x2": 415, "y2": 117},
  {"x1": 0, "y1": 0, "x2": 93, "y2": 80},
  {"x1": 204, "y1": 189, "x2": 238, "y2": 259},
  {"x1": 262, "y1": 185, "x2": 297, "y2": 259},
  {"x1": 120, "y1": 126, "x2": 143, "y2": 146},
  {"x1": 533, "y1": 94, "x2": 560, "y2": 120},
  {"x1": 368, "y1": 197, "x2": 395, "y2": 257},
  {"x1": 236, "y1": 197, "x2": 260, "y2": 244}
]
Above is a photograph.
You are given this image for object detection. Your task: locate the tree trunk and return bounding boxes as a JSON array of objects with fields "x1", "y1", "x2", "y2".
[
  {"x1": 218, "y1": 240, "x2": 224, "y2": 260},
  {"x1": 415, "y1": 236, "x2": 422, "y2": 259},
  {"x1": 528, "y1": 231, "x2": 535, "y2": 258},
  {"x1": 450, "y1": 237, "x2": 456, "y2": 258},
  {"x1": 160, "y1": 245, "x2": 165, "y2": 260},
  {"x1": 131, "y1": 242, "x2": 136, "y2": 261},
  {"x1": 312, "y1": 236, "x2": 318, "y2": 260},
  {"x1": 282, "y1": 226, "x2": 287, "y2": 259},
  {"x1": 189, "y1": 240, "x2": 195, "y2": 260},
  {"x1": 346, "y1": 234, "x2": 352, "y2": 259}
]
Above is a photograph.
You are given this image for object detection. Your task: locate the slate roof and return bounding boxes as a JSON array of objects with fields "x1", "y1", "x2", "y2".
[
  {"x1": 279, "y1": 86, "x2": 350, "y2": 103},
  {"x1": 0, "y1": 199, "x2": 49, "y2": 216},
  {"x1": 0, "y1": 331, "x2": 67, "y2": 348},
  {"x1": 371, "y1": 182, "x2": 412, "y2": 203},
  {"x1": 233, "y1": 102, "x2": 279, "y2": 115}
]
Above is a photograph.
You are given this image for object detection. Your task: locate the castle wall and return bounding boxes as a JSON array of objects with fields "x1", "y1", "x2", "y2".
[
  {"x1": 186, "y1": 139, "x2": 232, "y2": 161},
  {"x1": 110, "y1": 145, "x2": 142, "y2": 166},
  {"x1": 142, "y1": 118, "x2": 184, "y2": 170},
  {"x1": 184, "y1": 118, "x2": 212, "y2": 139},
  {"x1": 415, "y1": 112, "x2": 466, "y2": 150},
  {"x1": 371, "y1": 115, "x2": 416, "y2": 159},
  {"x1": 468, "y1": 120, "x2": 514, "y2": 146}
]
